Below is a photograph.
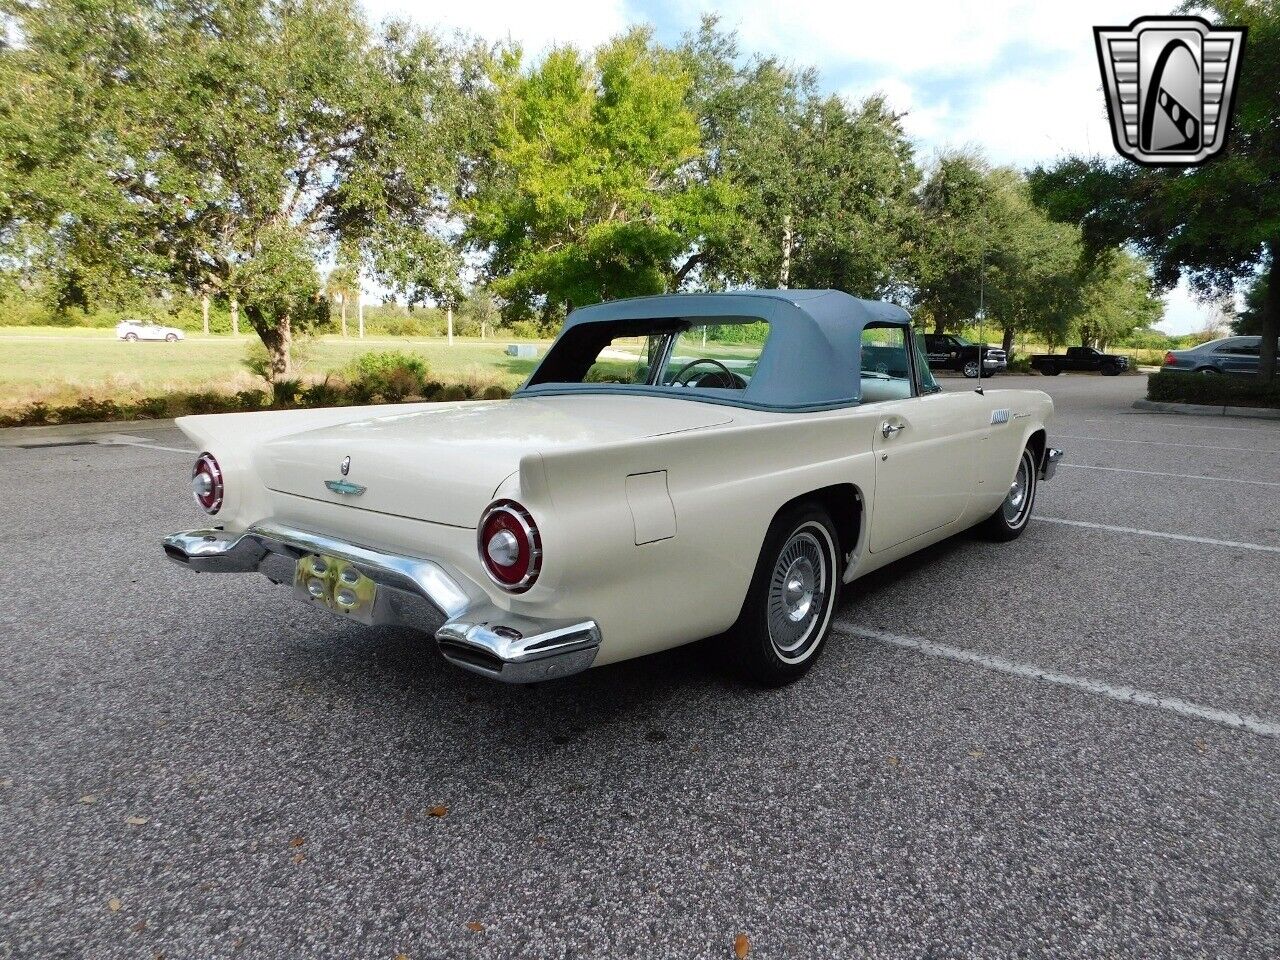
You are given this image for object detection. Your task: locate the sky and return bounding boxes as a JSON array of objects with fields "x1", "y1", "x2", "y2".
[{"x1": 362, "y1": 0, "x2": 1228, "y2": 335}]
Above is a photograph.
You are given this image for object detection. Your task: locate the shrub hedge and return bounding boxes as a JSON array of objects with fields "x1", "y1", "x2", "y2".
[
  {"x1": 1146, "y1": 370, "x2": 1280, "y2": 409},
  {"x1": 0, "y1": 375, "x2": 512, "y2": 427}
]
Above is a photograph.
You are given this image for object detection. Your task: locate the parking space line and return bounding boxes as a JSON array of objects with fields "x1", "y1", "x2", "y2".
[
  {"x1": 1036, "y1": 516, "x2": 1280, "y2": 554},
  {"x1": 1082, "y1": 417, "x2": 1276, "y2": 433},
  {"x1": 840, "y1": 624, "x2": 1280, "y2": 738},
  {"x1": 1060, "y1": 463, "x2": 1280, "y2": 488},
  {"x1": 1056, "y1": 434, "x2": 1279, "y2": 454}
]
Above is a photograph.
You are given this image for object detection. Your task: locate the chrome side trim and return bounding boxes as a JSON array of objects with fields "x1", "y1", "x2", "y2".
[{"x1": 1041, "y1": 447, "x2": 1063, "y2": 480}]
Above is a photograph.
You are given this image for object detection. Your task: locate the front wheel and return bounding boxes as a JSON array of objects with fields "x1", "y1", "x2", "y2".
[
  {"x1": 1040, "y1": 363, "x2": 1060, "y2": 376},
  {"x1": 1101, "y1": 362, "x2": 1120, "y2": 376},
  {"x1": 979, "y1": 446, "x2": 1038, "y2": 541},
  {"x1": 727, "y1": 503, "x2": 841, "y2": 685},
  {"x1": 963, "y1": 360, "x2": 980, "y2": 378}
]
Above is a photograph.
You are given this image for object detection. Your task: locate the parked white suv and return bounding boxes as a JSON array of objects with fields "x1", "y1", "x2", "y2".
[{"x1": 116, "y1": 319, "x2": 185, "y2": 342}]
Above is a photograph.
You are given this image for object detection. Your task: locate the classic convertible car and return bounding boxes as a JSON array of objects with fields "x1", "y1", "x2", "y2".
[{"x1": 164, "y1": 290, "x2": 1061, "y2": 685}]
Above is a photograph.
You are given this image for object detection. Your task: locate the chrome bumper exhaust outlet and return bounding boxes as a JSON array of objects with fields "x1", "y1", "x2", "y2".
[{"x1": 436, "y1": 610, "x2": 601, "y2": 684}]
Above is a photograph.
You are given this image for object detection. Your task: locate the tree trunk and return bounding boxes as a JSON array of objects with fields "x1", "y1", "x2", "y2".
[
  {"x1": 1262, "y1": 243, "x2": 1279, "y2": 379},
  {"x1": 779, "y1": 214, "x2": 793, "y2": 289},
  {"x1": 250, "y1": 308, "x2": 291, "y2": 381},
  {"x1": 201, "y1": 293, "x2": 210, "y2": 336},
  {"x1": 1002, "y1": 326, "x2": 1014, "y2": 354},
  {"x1": 230, "y1": 297, "x2": 240, "y2": 336},
  {"x1": 340, "y1": 294, "x2": 348, "y2": 338},
  {"x1": 358, "y1": 296, "x2": 365, "y2": 338}
]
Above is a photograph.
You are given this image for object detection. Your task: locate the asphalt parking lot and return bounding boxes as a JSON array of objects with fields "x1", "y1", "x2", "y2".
[{"x1": 2, "y1": 374, "x2": 1277, "y2": 959}]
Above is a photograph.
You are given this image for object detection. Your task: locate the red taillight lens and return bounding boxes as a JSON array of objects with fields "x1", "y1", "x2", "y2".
[
  {"x1": 1164, "y1": 352, "x2": 1177, "y2": 366},
  {"x1": 478, "y1": 500, "x2": 541, "y2": 592},
  {"x1": 191, "y1": 452, "x2": 223, "y2": 514}
]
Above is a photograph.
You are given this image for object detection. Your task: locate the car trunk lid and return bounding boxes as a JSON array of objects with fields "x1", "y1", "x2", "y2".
[{"x1": 255, "y1": 395, "x2": 733, "y2": 527}]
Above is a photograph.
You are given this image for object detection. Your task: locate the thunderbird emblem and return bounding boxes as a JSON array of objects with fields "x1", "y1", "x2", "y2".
[
  {"x1": 1095, "y1": 16, "x2": 1246, "y2": 166},
  {"x1": 325, "y1": 478, "x2": 365, "y2": 496}
]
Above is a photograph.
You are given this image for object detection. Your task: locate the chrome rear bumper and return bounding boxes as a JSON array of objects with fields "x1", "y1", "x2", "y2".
[{"x1": 163, "y1": 524, "x2": 600, "y2": 683}]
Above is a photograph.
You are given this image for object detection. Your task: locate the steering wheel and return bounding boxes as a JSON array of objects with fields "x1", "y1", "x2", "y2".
[{"x1": 671, "y1": 357, "x2": 742, "y2": 388}]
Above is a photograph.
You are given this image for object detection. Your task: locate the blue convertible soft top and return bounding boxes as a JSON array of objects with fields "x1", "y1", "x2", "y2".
[{"x1": 516, "y1": 289, "x2": 914, "y2": 412}]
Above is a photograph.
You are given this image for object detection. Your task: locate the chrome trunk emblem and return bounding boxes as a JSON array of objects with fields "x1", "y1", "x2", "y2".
[
  {"x1": 340, "y1": 455, "x2": 351, "y2": 476},
  {"x1": 325, "y1": 478, "x2": 366, "y2": 496}
]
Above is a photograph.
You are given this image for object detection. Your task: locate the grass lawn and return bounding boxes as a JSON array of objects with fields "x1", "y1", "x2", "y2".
[{"x1": 0, "y1": 327, "x2": 548, "y2": 411}]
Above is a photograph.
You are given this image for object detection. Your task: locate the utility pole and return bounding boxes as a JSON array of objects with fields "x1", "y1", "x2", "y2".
[
  {"x1": 444, "y1": 298, "x2": 456, "y2": 346},
  {"x1": 230, "y1": 297, "x2": 239, "y2": 336}
]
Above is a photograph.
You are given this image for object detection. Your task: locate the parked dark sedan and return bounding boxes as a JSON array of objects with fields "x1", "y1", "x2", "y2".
[{"x1": 1163, "y1": 336, "x2": 1278, "y2": 374}]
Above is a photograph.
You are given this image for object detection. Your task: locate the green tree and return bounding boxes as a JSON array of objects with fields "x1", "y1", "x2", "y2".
[
  {"x1": 1074, "y1": 250, "x2": 1163, "y2": 350},
  {"x1": 0, "y1": 0, "x2": 479, "y2": 376},
  {"x1": 466, "y1": 29, "x2": 730, "y2": 317},
  {"x1": 1234, "y1": 273, "x2": 1268, "y2": 335},
  {"x1": 680, "y1": 18, "x2": 919, "y2": 295},
  {"x1": 1029, "y1": 0, "x2": 1280, "y2": 376}
]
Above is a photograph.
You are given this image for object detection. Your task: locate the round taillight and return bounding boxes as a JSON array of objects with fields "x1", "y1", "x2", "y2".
[
  {"x1": 478, "y1": 500, "x2": 541, "y2": 592},
  {"x1": 192, "y1": 452, "x2": 223, "y2": 514}
]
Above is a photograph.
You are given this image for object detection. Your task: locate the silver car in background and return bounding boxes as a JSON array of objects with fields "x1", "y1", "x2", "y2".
[
  {"x1": 116, "y1": 319, "x2": 185, "y2": 342},
  {"x1": 1163, "y1": 336, "x2": 1277, "y2": 375}
]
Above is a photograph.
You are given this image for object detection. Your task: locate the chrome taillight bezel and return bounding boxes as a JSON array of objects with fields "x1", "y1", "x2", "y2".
[
  {"x1": 192, "y1": 452, "x2": 224, "y2": 514},
  {"x1": 478, "y1": 499, "x2": 542, "y2": 593}
]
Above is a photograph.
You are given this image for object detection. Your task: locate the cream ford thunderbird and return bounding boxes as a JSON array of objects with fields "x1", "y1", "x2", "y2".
[{"x1": 164, "y1": 291, "x2": 1061, "y2": 685}]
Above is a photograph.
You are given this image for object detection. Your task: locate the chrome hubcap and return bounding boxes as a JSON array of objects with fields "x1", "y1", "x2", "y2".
[
  {"x1": 1002, "y1": 455, "x2": 1032, "y2": 523},
  {"x1": 768, "y1": 530, "x2": 827, "y2": 658}
]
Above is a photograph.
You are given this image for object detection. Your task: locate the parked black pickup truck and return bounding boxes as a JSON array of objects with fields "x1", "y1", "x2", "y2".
[
  {"x1": 1030, "y1": 346, "x2": 1131, "y2": 376},
  {"x1": 922, "y1": 333, "x2": 1008, "y2": 378}
]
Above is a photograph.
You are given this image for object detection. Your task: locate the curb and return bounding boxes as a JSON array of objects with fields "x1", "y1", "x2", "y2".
[{"x1": 1133, "y1": 399, "x2": 1280, "y2": 421}]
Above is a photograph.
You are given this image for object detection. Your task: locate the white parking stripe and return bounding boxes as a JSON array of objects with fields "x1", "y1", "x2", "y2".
[
  {"x1": 1056, "y1": 434, "x2": 1279, "y2": 455},
  {"x1": 840, "y1": 624, "x2": 1280, "y2": 738},
  {"x1": 1036, "y1": 516, "x2": 1280, "y2": 554},
  {"x1": 1082, "y1": 417, "x2": 1276, "y2": 433},
  {"x1": 1061, "y1": 463, "x2": 1280, "y2": 488}
]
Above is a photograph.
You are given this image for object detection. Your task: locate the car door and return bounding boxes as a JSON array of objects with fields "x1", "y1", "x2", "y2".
[{"x1": 864, "y1": 325, "x2": 980, "y2": 553}]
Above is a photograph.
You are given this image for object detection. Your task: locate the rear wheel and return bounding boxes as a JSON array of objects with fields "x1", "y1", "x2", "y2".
[
  {"x1": 727, "y1": 503, "x2": 841, "y2": 685},
  {"x1": 1196, "y1": 366, "x2": 1219, "y2": 375},
  {"x1": 124, "y1": 333, "x2": 138, "y2": 342},
  {"x1": 979, "y1": 446, "x2": 1038, "y2": 541},
  {"x1": 1040, "y1": 362, "x2": 1060, "y2": 376},
  {"x1": 165, "y1": 333, "x2": 178, "y2": 342}
]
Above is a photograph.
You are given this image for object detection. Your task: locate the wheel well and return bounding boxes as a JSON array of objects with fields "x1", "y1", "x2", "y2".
[
  {"x1": 1026, "y1": 428, "x2": 1046, "y2": 465},
  {"x1": 776, "y1": 484, "x2": 862, "y2": 561}
]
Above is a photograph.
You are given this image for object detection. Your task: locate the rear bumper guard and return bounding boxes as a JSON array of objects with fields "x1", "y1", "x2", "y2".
[{"x1": 163, "y1": 524, "x2": 600, "y2": 683}]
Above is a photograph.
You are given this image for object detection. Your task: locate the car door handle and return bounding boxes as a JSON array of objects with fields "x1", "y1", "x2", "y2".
[{"x1": 881, "y1": 421, "x2": 906, "y2": 438}]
